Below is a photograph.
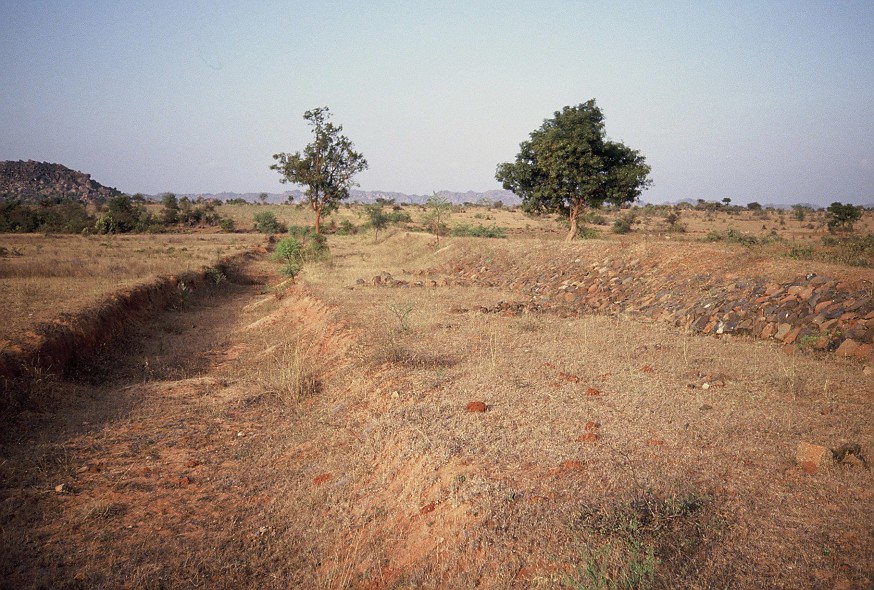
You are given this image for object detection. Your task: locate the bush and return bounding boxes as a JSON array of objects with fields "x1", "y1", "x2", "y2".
[
  {"x1": 663, "y1": 211, "x2": 686, "y2": 233},
  {"x1": 787, "y1": 244, "x2": 815, "y2": 260},
  {"x1": 94, "y1": 196, "x2": 153, "y2": 234},
  {"x1": 611, "y1": 214, "x2": 636, "y2": 234},
  {"x1": 826, "y1": 202, "x2": 862, "y2": 232},
  {"x1": 287, "y1": 225, "x2": 330, "y2": 261},
  {"x1": 219, "y1": 218, "x2": 235, "y2": 232},
  {"x1": 253, "y1": 211, "x2": 286, "y2": 234},
  {"x1": 577, "y1": 225, "x2": 600, "y2": 239},
  {"x1": 272, "y1": 236, "x2": 303, "y2": 278},
  {"x1": 336, "y1": 219, "x2": 357, "y2": 235},
  {"x1": 387, "y1": 208, "x2": 412, "y2": 223},
  {"x1": 450, "y1": 223, "x2": 507, "y2": 238}
]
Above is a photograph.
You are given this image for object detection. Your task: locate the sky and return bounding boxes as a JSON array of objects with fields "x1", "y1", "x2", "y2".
[{"x1": 1, "y1": 1, "x2": 872, "y2": 206}]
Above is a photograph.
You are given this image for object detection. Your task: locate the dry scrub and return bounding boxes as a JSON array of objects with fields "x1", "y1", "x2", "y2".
[
  {"x1": 0, "y1": 233, "x2": 263, "y2": 344},
  {"x1": 0, "y1": 228, "x2": 871, "y2": 589}
]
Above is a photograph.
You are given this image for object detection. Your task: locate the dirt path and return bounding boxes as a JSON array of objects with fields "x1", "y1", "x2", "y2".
[{"x1": 0, "y1": 256, "x2": 307, "y2": 588}]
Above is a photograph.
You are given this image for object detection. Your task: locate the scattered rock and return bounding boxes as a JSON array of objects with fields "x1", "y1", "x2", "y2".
[
  {"x1": 54, "y1": 483, "x2": 70, "y2": 494},
  {"x1": 640, "y1": 365, "x2": 654, "y2": 373},
  {"x1": 585, "y1": 387, "x2": 601, "y2": 397},
  {"x1": 465, "y1": 401, "x2": 487, "y2": 413},
  {"x1": 835, "y1": 339, "x2": 859, "y2": 357},
  {"x1": 559, "y1": 371, "x2": 580, "y2": 383},
  {"x1": 832, "y1": 444, "x2": 868, "y2": 468},
  {"x1": 77, "y1": 462, "x2": 103, "y2": 473},
  {"x1": 577, "y1": 432, "x2": 600, "y2": 442},
  {"x1": 795, "y1": 442, "x2": 830, "y2": 473},
  {"x1": 646, "y1": 439, "x2": 666, "y2": 447},
  {"x1": 313, "y1": 473, "x2": 332, "y2": 485},
  {"x1": 584, "y1": 420, "x2": 600, "y2": 431}
]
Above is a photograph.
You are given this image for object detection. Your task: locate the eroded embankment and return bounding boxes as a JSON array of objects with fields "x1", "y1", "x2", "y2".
[
  {"x1": 398, "y1": 240, "x2": 872, "y2": 361},
  {"x1": 0, "y1": 250, "x2": 263, "y2": 400}
]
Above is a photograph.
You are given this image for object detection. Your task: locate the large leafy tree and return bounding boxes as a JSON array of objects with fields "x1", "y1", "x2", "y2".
[
  {"x1": 496, "y1": 100, "x2": 651, "y2": 241},
  {"x1": 271, "y1": 107, "x2": 368, "y2": 234}
]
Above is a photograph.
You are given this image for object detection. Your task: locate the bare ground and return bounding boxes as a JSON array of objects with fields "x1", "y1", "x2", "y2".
[{"x1": 1, "y1": 236, "x2": 872, "y2": 589}]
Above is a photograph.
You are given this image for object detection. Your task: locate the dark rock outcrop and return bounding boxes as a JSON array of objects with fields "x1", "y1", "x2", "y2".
[{"x1": 0, "y1": 160, "x2": 123, "y2": 203}]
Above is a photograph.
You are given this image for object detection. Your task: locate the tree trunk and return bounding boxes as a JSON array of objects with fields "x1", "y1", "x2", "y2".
[
  {"x1": 565, "y1": 200, "x2": 582, "y2": 242},
  {"x1": 314, "y1": 204, "x2": 322, "y2": 234}
]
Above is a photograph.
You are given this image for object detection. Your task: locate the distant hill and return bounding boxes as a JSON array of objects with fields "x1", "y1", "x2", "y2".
[
  {"x1": 170, "y1": 188, "x2": 521, "y2": 206},
  {"x1": 0, "y1": 160, "x2": 123, "y2": 203}
]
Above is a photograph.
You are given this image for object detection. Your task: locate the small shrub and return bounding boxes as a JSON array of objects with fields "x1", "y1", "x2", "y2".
[
  {"x1": 204, "y1": 267, "x2": 227, "y2": 286},
  {"x1": 612, "y1": 214, "x2": 636, "y2": 234},
  {"x1": 663, "y1": 211, "x2": 686, "y2": 233},
  {"x1": 387, "y1": 208, "x2": 412, "y2": 223},
  {"x1": 253, "y1": 211, "x2": 286, "y2": 234},
  {"x1": 582, "y1": 211, "x2": 607, "y2": 226},
  {"x1": 450, "y1": 223, "x2": 507, "y2": 238},
  {"x1": 336, "y1": 219, "x2": 357, "y2": 235},
  {"x1": 273, "y1": 236, "x2": 303, "y2": 278},
  {"x1": 261, "y1": 341, "x2": 320, "y2": 405},
  {"x1": 577, "y1": 225, "x2": 600, "y2": 240},
  {"x1": 219, "y1": 217, "x2": 235, "y2": 232},
  {"x1": 787, "y1": 244, "x2": 814, "y2": 260}
]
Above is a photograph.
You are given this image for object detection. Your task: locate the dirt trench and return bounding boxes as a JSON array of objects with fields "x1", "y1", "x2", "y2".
[{"x1": 0, "y1": 254, "x2": 298, "y2": 588}]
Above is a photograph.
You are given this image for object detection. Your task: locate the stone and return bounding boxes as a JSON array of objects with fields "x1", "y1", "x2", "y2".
[
  {"x1": 783, "y1": 327, "x2": 802, "y2": 344},
  {"x1": 853, "y1": 343, "x2": 873, "y2": 359},
  {"x1": 465, "y1": 401, "x2": 487, "y2": 413},
  {"x1": 774, "y1": 323, "x2": 792, "y2": 340},
  {"x1": 54, "y1": 483, "x2": 69, "y2": 494},
  {"x1": 795, "y1": 442, "x2": 830, "y2": 473},
  {"x1": 814, "y1": 300, "x2": 833, "y2": 314},
  {"x1": 577, "y1": 432, "x2": 600, "y2": 442},
  {"x1": 835, "y1": 339, "x2": 859, "y2": 357}
]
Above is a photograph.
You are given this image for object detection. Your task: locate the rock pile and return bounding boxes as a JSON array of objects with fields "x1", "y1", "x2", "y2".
[
  {"x1": 0, "y1": 160, "x2": 123, "y2": 202},
  {"x1": 426, "y1": 245, "x2": 873, "y2": 361}
]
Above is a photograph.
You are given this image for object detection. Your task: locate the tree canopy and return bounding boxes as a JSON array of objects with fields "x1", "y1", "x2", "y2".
[
  {"x1": 496, "y1": 100, "x2": 651, "y2": 241},
  {"x1": 271, "y1": 107, "x2": 368, "y2": 234},
  {"x1": 826, "y1": 202, "x2": 862, "y2": 232}
]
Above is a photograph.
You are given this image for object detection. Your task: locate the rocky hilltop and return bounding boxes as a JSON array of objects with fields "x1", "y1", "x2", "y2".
[{"x1": 0, "y1": 160, "x2": 123, "y2": 203}]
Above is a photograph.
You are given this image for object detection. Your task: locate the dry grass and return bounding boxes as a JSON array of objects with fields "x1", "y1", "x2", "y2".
[
  {"x1": 0, "y1": 221, "x2": 872, "y2": 589},
  {"x1": 0, "y1": 232, "x2": 263, "y2": 344},
  {"x1": 288, "y1": 231, "x2": 872, "y2": 588}
]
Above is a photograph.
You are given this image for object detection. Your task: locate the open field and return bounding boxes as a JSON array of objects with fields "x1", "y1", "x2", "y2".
[
  {"x1": 0, "y1": 233, "x2": 264, "y2": 346},
  {"x1": 1, "y1": 210, "x2": 873, "y2": 589}
]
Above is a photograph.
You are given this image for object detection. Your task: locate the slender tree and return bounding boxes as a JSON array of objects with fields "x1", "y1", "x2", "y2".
[
  {"x1": 496, "y1": 100, "x2": 651, "y2": 241},
  {"x1": 271, "y1": 107, "x2": 368, "y2": 234}
]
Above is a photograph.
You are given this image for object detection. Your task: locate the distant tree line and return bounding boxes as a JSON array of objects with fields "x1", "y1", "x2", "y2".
[{"x1": 0, "y1": 193, "x2": 227, "y2": 234}]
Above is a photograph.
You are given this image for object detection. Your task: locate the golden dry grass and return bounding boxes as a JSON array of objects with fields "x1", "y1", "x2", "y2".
[
  {"x1": 1, "y1": 210, "x2": 872, "y2": 589},
  {"x1": 0, "y1": 233, "x2": 264, "y2": 344}
]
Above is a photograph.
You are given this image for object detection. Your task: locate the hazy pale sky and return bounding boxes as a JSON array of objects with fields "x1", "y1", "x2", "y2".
[{"x1": 2, "y1": 1, "x2": 872, "y2": 205}]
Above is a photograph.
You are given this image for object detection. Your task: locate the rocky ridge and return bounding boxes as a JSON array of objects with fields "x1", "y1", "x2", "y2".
[
  {"x1": 447, "y1": 249, "x2": 873, "y2": 360},
  {"x1": 0, "y1": 160, "x2": 123, "y2": 202},
  {"x1": 368, "y1": 242, "x2": 873, "y2": 361}
]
